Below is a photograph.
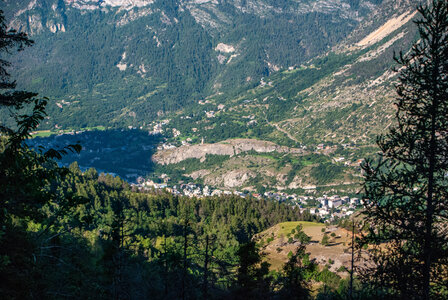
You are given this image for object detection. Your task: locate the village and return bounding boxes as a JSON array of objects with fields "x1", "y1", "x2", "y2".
[{"x1": 134, "y1": 179, "x2": 362, "y2": 222}]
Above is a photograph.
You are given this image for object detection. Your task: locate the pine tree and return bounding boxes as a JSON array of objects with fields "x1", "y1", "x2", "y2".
[
  {"x1": 234, "y1": 241, "x2": 271, "y2": 299},
  {"x1": 360, "y1": 1, "x2": 448, "y2": 299},
  {"x1": 280, "y1": 244, "x2": 310, "y2": 299}
]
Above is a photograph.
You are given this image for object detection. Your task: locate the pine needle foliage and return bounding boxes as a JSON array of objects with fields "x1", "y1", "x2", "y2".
[{"x1": 359, "y1": 1, "x2": 448, "y2": 299}]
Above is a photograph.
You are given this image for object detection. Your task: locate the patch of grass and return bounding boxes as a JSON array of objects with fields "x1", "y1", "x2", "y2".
[
  {"x1": 277, "y1": 221, "x2": 324, "y2": 236},
  {"x1": 85, "y1": 126, "x2": 106, "y2": 131},
  {"x1": 31, "y1": 130, "x2": 54, "y2": 138},
  {"x1": 31, "y1": 126, "x2": 107, "y2": 138}
]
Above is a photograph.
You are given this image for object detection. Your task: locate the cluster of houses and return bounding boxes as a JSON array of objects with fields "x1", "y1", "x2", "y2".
[
  {"x1": 149, "y1": 120, "x2": 170, "y2": 135},
  {"x1": 135, "y1": 180, "x2": 250, "y2": 199},
  {"x1": 134, "y1": 179, "x2": 362, "y2": 221},
  {"x1": 303, "y1": 195, "x2": 361, "y2": 220},
  {"x1": 253, "y1": 193, "x2": 361, "y2": 221}
]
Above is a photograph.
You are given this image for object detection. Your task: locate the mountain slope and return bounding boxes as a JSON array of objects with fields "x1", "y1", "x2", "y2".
[
  {"x1": 163, "y1": 2, "x2": 421, "y2": 145},
  {"x1": 1, "y1": 0, "x2": 403, "y2": 129},
  {"x1": 1, "y1": 0, "x2": 426, "y2": 192},
  {"x1": 150, "y1": 1, "x2": 423, "y2": 192}
]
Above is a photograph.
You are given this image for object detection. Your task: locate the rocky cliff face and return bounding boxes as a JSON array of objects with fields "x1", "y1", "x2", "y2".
[
  {"x1": 69, "y1": 0, "x2": 155, "y2": 9},
  {"x1": 153, "y1": 138, "x2": 305, "y2": 165},
  {"x1": 206, "y1": 169, "x2": 257, "y2": 189}
]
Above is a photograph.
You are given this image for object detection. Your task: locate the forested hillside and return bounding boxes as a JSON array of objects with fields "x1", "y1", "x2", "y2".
[
  {"x1": 0, "y1": 163, "x2": 320, "y2": 298},
  {"x1": 1, "y1": 0, "x2": 419, "y2": 130},
  {"x1": 0, "y1": 0, "x2": 426, "y2": 194}
]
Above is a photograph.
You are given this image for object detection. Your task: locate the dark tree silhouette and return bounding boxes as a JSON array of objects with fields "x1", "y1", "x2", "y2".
[
  {"x1": 0, "y1": 9, "x2": 34, "y2": 123},
  {"x1": 0, "y1": 8, "x2": 81, "y2": 298},
  {"x1": 360, "y1": 1, "x2": 448, "y2": 299},
  {"x1": 0, "y1": 9, "x2": 81, "y2": 224},
  {"x1": 234, "y1": 241, "x2": 271, "y2": 299},
  {"x1": 280, "y1": 245, "x2": 310, "y2": 299}
]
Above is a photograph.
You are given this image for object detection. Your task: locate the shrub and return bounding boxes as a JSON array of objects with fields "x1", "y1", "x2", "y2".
[
  {"x1": 337, "y1": 266, "x2": 347, "y2": 273},
  {"x1": 321, "y1": 233, "x2": 330, "y2": 246}
]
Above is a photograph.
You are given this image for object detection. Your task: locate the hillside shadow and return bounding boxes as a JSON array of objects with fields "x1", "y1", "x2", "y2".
[{"x1": 28, "y1": 129, "x2": 163, "y2": 182}]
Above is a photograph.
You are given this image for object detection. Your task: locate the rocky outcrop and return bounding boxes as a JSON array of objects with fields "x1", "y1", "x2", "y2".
[
  {"x1": 204, "y1": 169, "x2": 256, "y2": 188},
  {"x1": 187, "y1": 169, "x2": 211, "y2": 180},
  {"x1": 68, "y1": 0, "x2": 155, "y2": 10},
  {"x1": 153, "y1": 139, "x2": 305, "y2": 165},
  {"x1": 215, "y1": 43, "x2": 235, "y2": 53},
  {"x1": 154, "y1": 142, "x2": 234, "y2": 165}
]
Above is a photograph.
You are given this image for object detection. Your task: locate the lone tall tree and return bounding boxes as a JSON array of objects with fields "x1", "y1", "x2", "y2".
[{"x1": 360, "y1": 1, "x2": 448, "y2": 299}]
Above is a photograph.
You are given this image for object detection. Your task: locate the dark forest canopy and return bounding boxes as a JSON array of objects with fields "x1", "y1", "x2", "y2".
[{"x1": 0, "y1": 163, "x2": 328, "y2": 299}]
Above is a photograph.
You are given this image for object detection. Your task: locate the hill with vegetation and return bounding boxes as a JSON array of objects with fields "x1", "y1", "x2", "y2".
[
  {"x1": 1, "y1": 0, "x2": 421, "y2": 130},
  {"x1": 149, "y1": 1, "x2": 423, "y2": 193},
  {"x1": 1, "y1": 160, "x2": 347, "y2": 299},
  {"x1": 0, "y1": 0, "x2": 426, "y2": 193},
  {"x1": 255, "y1": 221, "x2": 358, "y2": 272}
]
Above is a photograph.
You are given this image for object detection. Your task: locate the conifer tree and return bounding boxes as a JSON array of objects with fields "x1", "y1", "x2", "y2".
[
  {"x1": 280, "y1": 244, "x2": 310, "y2": 299},
  {"x1": 360, "y1": 1, "x2": 448, "y2": 299},
  {"x1": 321, "y1": 233, "x2": 330, "y2": 246},
  {"x1": 234, "y1": 241, "x2": 271, "y2": 299}
]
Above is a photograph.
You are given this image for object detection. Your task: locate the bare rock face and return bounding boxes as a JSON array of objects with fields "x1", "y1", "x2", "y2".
[
  {"x1": 27, "y1": 14, "x2": 44, "y2": 35},
  {"x1": 186, "y1": 169, "x2": 211, "y2": 180},
  {"x1": 221, "y1": 170, "x2": 255, "y2": 188},
  {"x1": 67, "y1": 0, "x2": 155, "y2": 10},
  {"x1": 155, "y1": 143, "x2": 234, "y2": 165},
  {"x1": 215, "y1": 43, "x2": 235, "y2": 53},
  {"x1": 204, "y1": 169, "x2": 256, "y2": 188},
  {"x1": 153, "y1": 138, "x2": 305, "y2": 165},
  {"x1": 228, "y1": 138, "x2": 304, "y2": 154},
  {"x1": 186, "y1": 168, "x2": 255, "y2": 189}
]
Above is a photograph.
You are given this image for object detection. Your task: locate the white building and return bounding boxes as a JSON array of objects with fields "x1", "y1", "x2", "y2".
[{"x1": 328, "y1": 199, "x2": 343, "y2": 208}]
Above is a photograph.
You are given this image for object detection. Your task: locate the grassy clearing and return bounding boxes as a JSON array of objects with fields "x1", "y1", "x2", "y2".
[
  {"x1": 86, "y1": 126, "x2": 106, "y2": 131},
  {"x1": 277, "y1": 221, "x2": 324, "y2": 236},
  {"x1": 30, "y1": 130, "x2": 53, "y2": 137},
  {"x1": 30, "y1": 126, "x2": 106, "y2": 138}
]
